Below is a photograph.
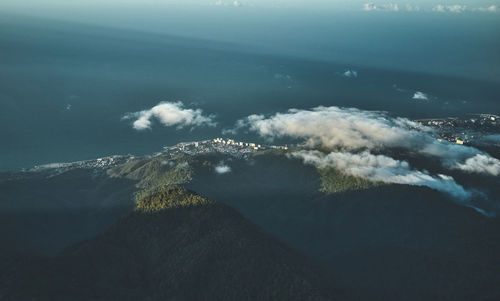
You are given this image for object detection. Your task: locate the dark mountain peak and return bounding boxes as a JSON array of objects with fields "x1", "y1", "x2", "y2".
[{"x1": 5, "y1": 189, "x2": 344, "y2": 301}]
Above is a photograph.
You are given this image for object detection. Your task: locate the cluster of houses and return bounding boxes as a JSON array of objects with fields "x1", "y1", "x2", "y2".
[
  {"x1": 30, "y1": 155, "x2": 129, "y2": 174},
  {"x1": 437, "y1": 138, "x2": 465, "y2": 145},
  {"x1": 212, "y1": 138, "x2": 288, "y2": 150},
  {"x1": 212, "y1": 138, "x2": 261, "y2": 150},
  {"x1": 418, "y1": 114, "x2": 500, "y2": 146},
  {"x1": 161, "y1": 138, "x2": 289, "y2": 161}
]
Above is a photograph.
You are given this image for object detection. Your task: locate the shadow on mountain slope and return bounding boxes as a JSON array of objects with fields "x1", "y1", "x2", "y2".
[{"x1": 2, "y1": 188, "x2": 346, "y2": 301}]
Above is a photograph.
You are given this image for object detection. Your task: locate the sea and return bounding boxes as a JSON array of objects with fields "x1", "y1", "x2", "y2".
[{"x1": 1, "y1": 9, "x2": 499, "y2": 170}]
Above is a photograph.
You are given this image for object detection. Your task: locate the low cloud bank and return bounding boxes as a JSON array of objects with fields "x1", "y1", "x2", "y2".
[
  {"x1": 452, "y1": 154, "x2": 500, "y2": 176},
  {"x1": 363, "y1": 3, "x2": 496, "y2": 13},
  {"x1": 123, "y1": 101, "x2": 216, "y2": 131},
  {"x1": 476, "y1": 5, "x2": 497, "y2": 12},
  {"x1": 433, "y1": 5, "x2": 467, "y2": 13},
  {"x1": 233, "y1": 106, "x2": 500, "y2": 177},
  {"x1": 291, "y1": 150, "x2": 470, "y2": 200}
]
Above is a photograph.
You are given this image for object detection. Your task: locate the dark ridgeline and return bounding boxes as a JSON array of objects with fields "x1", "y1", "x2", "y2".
[
  {"x1": 1, "y1": 188, "x2": 344, "y2": 301},
  {"x1": 2, "y1": 152, "x2": 500, "y2": 301}
]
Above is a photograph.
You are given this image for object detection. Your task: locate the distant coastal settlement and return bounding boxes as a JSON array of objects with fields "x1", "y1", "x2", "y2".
[
  {"x1": 162, "y1": 138, "x2": 288, "y2": 159},
  {"x1": 416, "y1": 114, "x2": 499, "y2": 145},
  {"x1": 25, "y1": 114, "x2": 499, "y2": 175},
  {"x1": 27, "y1": 138, "x2": 290, "y2": 175}
]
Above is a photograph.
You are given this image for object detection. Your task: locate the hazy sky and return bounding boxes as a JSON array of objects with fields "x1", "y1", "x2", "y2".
[
  {"x1": 2, "y1": 1, "x2": 499, "y2": 31},
  {"x1": 2, "y1": 0, "x2": 500, "y2": 11},
  {"x1": 1, "y1": 0, "x2": 499, "y2": 81}
]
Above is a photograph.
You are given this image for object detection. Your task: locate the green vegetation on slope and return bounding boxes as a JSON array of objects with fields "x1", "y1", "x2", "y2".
[
  {"x1": 318, "y1": 168, "x2": 380, "y2": 194},
  {"x1": 136, "y1": 187, "x2": 213, "y2": 212},
  {"x1": 108, "y1": 155, "x2": 193, "y2": 201},
  {"x1": 107, "y1": 148, "x2": 379, "y2": 201},
  {"x1": 253, "y1": 147, "x2": 379, "y2": 194}
]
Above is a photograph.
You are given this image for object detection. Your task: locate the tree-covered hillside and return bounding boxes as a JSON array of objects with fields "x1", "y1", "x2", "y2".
[
  {"x1": 2, "y1": 150, "x2": 500, "y2": 301},
  {"x1": 2, "y1": 188, "x2": 345, "y2": 301}
]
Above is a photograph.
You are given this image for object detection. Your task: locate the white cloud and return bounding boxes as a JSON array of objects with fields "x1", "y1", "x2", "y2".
[
  {"x1": 343, "y1": 69, "x2": 358, "y2": 78},
  {"x1": 291, "y1": 150, "x2": 470, "y2": 200},
  {"x1": 215, "y1": 162, "x2": 232, "y2": 174},
  {"x1": 412, "y1": 91, "x2": 429, "y2": 100},
  {"x1": 274, "y1": 73, "x2": 292, "y2": 80},
  {"x1": 233, "y1": 106, "x2": 500, "y2": 176},
  {"x1": 433, "y1": 4, "x2": 467, "y2": 13},
  {"x1": 363, "y1": 3, "x2": 399, "y2": 11},
  {"x1": 123, "y1": 101, "x2": 216, "y2": 131},
  {"x1": 476, "y1": 5, "x2": 498, "y2": 12},
  {"x1": 237, "y1": 106, "x2": 431, "y2": 150},
  {"x1": 363, "y1": 3, "x2": 377, "y2": 11},
  {"x1": 405, "y1": 4, "x2": 420, "y2": 11},
  {"x1": 452, "y1": 154, "x2": 500, "y2": 176},
  {"x1": 212, "y1": 0, "x2": 244, "y2": 7},
  {"x1": 363, "y1": 3, "x2": 497, "y2": 13}
]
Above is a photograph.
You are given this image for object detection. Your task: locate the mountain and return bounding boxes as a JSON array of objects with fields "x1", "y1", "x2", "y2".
[
  {"x1": 2, "y1": 148, "x2": 500, "y2": 300},
  {"x1": 3, "y1": 188, "x2": 345, "y2": 301},
  {"x1": 195, "y1": 179, "x2": 500, "y2": 301},
  {"x1": 0, "y1": 222, "x2": 42, "y2": 300},
  {"x1": 0, "y1": 168, "x2": 137, "y2": 255}
]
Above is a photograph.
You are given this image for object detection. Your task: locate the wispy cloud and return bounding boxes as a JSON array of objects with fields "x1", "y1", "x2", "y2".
[
  {"x1": 212, "y1": 0, "x2": 245, "y2": 7},
  {"x1": 452, "y1": 154, "x2": 500, "y2": 176},
  {"x1": 433, "y1": 4, "x2": 467, "y2": 13},
  {"x1": 405, "y1": 4, "x2": 420, "y2": 11},
  {"x1": 363, "y1": 3, "x2": 399, "y2": 11},
  {"x1": 362, "y1": 3, "x2": 496, "y2": 13},
  {"x1": 274, "y1": 73, "x2": 292, "y2": 80},
  {"x1": 123, "y1": 101, "x2": 216, "y2": 131},
  {"x1": 475, "y1": 5, "x2": 498, "y2": 12},
  {"x1": 291, "y1": 150, "x2": 470, "y2": 200}
]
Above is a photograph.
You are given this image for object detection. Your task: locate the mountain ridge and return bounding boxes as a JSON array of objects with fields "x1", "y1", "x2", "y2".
[{"x1": 3, "y1": 188, "x2": 345, "y2": 301}]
